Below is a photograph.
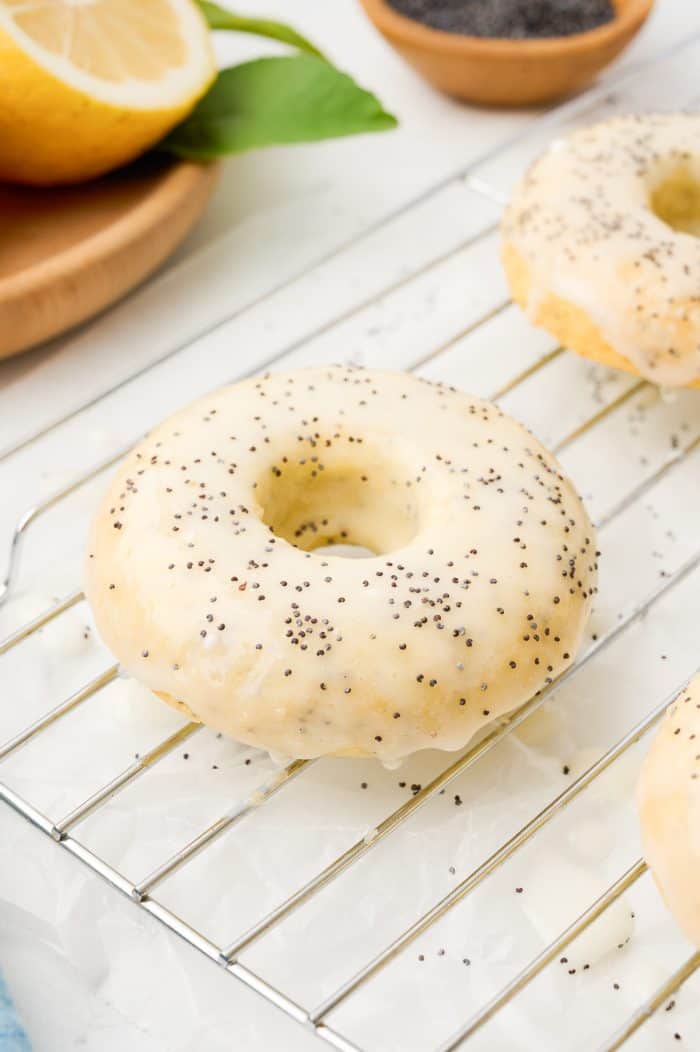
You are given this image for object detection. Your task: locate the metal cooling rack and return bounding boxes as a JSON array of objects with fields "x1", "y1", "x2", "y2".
[{"x1": 2, "y1": 32, "x2": 700, "y2": 1052}]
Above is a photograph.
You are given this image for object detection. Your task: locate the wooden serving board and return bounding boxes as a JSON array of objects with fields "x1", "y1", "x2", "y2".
[{"x1": 0, "y1": 155, "x2": 219, "y2": 360}]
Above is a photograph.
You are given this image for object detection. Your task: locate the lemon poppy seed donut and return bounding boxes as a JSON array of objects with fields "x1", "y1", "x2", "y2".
[
  {"x1": 502, "y1": 114, "x2": 700, "y2": 388},
  {"x1": 85, "y1": 366, "x2": 597, "y2": 763},
  {"x1": 637, "y1": 673, "x2": 700, "y2": 947}
]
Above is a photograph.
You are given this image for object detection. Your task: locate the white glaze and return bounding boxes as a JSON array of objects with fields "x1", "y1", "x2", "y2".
[
  {"x1": 503, "y1": 114, "x2": 700, "y2": 386},
  {"x1": 85, "y1": 366, "x2": 596, "y2": 762}
]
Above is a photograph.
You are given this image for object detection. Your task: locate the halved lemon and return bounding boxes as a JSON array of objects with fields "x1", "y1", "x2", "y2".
[{"x1": 0, "y1": 0, "x2": 215, "y2": 185}]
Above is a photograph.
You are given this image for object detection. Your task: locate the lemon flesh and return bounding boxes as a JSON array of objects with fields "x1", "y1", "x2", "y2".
[{"x1": 0, "y1": 0, "x2": 215, "y2": 185}]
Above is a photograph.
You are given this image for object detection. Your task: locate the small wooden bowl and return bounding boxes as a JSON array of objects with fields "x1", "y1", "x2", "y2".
[
  {"x1": 359, "y1": 0, "x2": 654, "y2": 106},
  {"x1": 0, "y1": 155, "x2": 218, "y2": 360}
]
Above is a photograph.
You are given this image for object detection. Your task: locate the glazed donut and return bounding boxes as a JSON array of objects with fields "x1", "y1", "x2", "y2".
[
  {"x1": 85, "y1": 367, "x2": 597, "y2": 763},
  {"x1": 502, "y1": 113, "x2": 700, "y2": 388},
  {"x1": 637, "y1": 673, "x2": 700, "y2": 947}
]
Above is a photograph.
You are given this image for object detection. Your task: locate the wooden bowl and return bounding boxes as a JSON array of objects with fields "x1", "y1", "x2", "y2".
[
  {"x1": 0, "y1": 155, "x2": 218, "y2": 360},
  {"x1": 359, "y1": 0, "x2": 654, "y2": 106}
]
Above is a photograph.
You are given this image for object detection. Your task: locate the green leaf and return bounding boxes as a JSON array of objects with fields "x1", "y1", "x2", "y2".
[
  {"x1": 163, "y1": 55, "x2": 398, "y2": 160},
  {"x1": 197, "y1": 1, "x2": 324, "y2": 58}
]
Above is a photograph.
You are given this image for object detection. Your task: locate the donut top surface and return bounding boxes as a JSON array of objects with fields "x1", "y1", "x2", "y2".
[
  {"x1": 85, "y1": 367, "x2": 597, "y2": 762},
  {"x1": 502, "y1": 113, "x2": 700, "y2": 386},
  {"x1": 638, "y1": 672, "x2": 700, "y2": 947}
]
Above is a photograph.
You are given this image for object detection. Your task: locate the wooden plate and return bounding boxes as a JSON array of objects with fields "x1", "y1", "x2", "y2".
[{"x1": 0, "y1": 155, "x2": 219, "y2": 360}]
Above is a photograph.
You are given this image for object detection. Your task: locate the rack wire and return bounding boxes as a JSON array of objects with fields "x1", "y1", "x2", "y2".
[{"x1": 1, "y1": 33, "x2": 700, "y2": 1052}]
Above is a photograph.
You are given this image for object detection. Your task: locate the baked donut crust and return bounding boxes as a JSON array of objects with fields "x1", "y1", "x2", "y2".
[
  {"x1": 85, "y1": 367, "x2": 597, "y2": 762},
  {"x1": 637, "y1": 674, "x2": 700, "y2": 947},
  {"x1": 502, "y1": 243, "x2": 700, "y2": 385},
  {"x1": 502, "y1": 114, "x2": 700, "y2": 388}
]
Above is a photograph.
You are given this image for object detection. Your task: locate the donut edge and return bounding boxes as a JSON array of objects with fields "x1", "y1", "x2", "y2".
[
  {"x1": 154, "y1": 689, "x2": 388, "y2": 759},
  {"x1": 636, "y1": 706, "x2": 700, "y2": 949},
  {"x1": 502, "y1": 240, "x2": 700, "y2": 390}
]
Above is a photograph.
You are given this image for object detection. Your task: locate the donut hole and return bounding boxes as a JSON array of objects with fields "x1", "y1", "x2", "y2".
[
  {"x1": 258, "y1": 454, "x2": 420, "y2": 556},
  {"x1": 313, "y1": 542, "x2": 376, "y2": 558},
  {"x1": 650, "y1": 164, "x2": 700, "y2": 236}
]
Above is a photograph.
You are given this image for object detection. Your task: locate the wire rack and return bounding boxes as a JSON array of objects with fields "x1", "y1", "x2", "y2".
[{"x1": 2, "y1": 33, "x2": 700, "y2": 1052}]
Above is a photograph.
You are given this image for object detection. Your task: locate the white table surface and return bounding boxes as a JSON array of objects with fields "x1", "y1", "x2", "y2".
[{"x1": 1, "y1": 3, "x2": 700, "y2": 1051}]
